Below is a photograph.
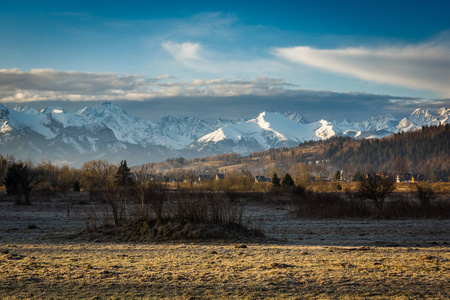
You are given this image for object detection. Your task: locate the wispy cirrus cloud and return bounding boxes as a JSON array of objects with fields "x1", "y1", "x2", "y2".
[
  {"x1": 160, "y1": 41, "x2": 291, "y2": 76},
  {"x1": 274, "y1": 41, "x2": 450, "y2": 96}
]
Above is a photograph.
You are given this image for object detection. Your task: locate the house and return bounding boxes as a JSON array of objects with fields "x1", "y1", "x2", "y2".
[
  {"x1": 255, "y1": 175, "x2": 270, "y2": 183},
  {"x1": 396, "y1": 173, "x2": 426, "y2": 183},
  {"x1": 215, "y1": 174, "x2": 225, "y2": 181},
  {"x1": 197, "y1": 175, "x2": 210, "y2": 183}
]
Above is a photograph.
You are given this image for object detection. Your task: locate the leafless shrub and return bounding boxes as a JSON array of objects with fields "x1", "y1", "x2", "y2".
[
  {"x1": 415, "y1": 183, "x2": 437, "y2": 210},
  {"x1": 293, "y1": 191, "x2": 372, "y2": 218},
  {"x1": 383, "y1": 193, "x2": 418, "y2": 219},
  {"x1": 292, "y1": 189, "x2": 450, "y2": 219},
  {"x1": 172, "y1": 191, "x2": 246, "y2": 229},
  {"x1": 357, "y1": 176, "x2": 396, "y2": 215}
]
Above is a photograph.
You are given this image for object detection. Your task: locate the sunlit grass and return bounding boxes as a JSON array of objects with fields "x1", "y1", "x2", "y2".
[{"x1": 1, "y1": 242, "x2": 449, "y2": 299}]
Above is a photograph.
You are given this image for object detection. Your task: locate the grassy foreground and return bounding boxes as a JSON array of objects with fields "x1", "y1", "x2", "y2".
[{"x1": 1, "y1": 241, "x2": 449, "y2": 299}]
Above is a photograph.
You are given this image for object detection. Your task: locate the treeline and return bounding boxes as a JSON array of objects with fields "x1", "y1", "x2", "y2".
[
  {"x1": 0, "y1": 155, "x2": 83, "y2": 197},
  {"x1": 328, "y1": 124, "x2": 450, "y2": 180},
  {"x1": 147, "y1": 125, "x2": 450, "y2": 181}
]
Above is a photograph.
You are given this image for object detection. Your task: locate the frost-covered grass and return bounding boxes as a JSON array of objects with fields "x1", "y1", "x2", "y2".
[
  {"x1": 0, "y1": 242, "x2": 449, "y2": 299},
  {"x1": 0, "y1": 197, "x2": 449, "y2": 299}
]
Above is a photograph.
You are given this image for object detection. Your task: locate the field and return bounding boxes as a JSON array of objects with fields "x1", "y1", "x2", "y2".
[{"x1": 0, "y1": 193, "x2": 449, "y2": 299}]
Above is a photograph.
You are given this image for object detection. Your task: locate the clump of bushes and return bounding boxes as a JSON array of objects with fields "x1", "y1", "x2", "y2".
[
  {"x1": 291, "y1": 179, "x2": 450, "y2": 219},
  {"x1": 81, "y1": 160, "x2": 263, "y2": 241}
]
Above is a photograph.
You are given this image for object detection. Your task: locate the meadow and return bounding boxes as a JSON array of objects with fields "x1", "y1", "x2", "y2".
[{"x1": 0, "y1": 190, "x2": 449, "y2": 299}]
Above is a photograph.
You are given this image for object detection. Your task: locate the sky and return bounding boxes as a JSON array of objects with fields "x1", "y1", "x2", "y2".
[{"x1": 1, "y1": 0, "x2": 449, "y2": 122}]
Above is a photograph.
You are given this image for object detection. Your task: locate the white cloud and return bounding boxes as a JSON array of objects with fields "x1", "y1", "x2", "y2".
[
  {"x1": 274, "y1": 43, "x2": 450, "y2": 96},
  {"x1": 161, "y1": 40, "x2": 291, "y2": 76},
  {"x1": 162, "y1": 42, "x2": 202, "y2": 62},
  {"x1": 0, "y1": 68, "x2": 290, "y2": 103}
]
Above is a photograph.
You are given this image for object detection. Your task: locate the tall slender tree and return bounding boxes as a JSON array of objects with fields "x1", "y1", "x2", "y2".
[
  {"x1": 3, "y1": 163, "x2": 33, "y2": 205},
  {"x1": 115, "y1": 160, "x2": 132, "y2": 187},
  {"x1": 271, "y1": 172, "x2": 281, "y2": 187}
]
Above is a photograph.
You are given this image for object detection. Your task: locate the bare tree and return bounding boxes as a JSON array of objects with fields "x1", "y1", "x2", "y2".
[
  {"x1": 133, "y1": 165, "x2": 152, "y2": 219},
  {"x1": 57, "y1": 165, "x2": 73, "y2": 193},
  {"x1": 290, "y1": 163, "x2": 312, "y2": 185},
  {"x1": 415, "y1": 183, "x2": 436, "y2": 210},
  {"x1": 81, "y1": 160, "x2": 124, "y2": 225},
  {"x1": 357, "y1": 175, "x2": 396, "y2": 214}
]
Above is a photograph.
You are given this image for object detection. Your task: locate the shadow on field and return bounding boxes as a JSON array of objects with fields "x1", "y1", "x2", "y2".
[{"x1": 0, "y1": 190, "x2": 449, "y2": 248}]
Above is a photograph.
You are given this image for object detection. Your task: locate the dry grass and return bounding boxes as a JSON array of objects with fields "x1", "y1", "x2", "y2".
[
  {"x1": 0, "y1": 242, "x2": 449, "y2": 299},
  {"x1": 0, "y1": 195, "x2": 449, "y2": 299}
]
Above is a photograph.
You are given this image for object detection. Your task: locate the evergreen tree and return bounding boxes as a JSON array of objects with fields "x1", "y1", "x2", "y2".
[
  {"x1": 2, "y1": 163, "x2": 33, "y2": 205},
  {"x1": 73, "y1": 180, "x2": 81, "y2": 192},
  {"x1": 335, "y1": 170, "x2": 341, "y2": 181},
  {"x1": 281, "y1": 173, "x2": 295, "y2": 187},
  {"x1": 271, "y1": 172, "x2": 281, "y2": 187},
  {"x1": 115, "y1": 160, "x2": 132, "y2": 186}
]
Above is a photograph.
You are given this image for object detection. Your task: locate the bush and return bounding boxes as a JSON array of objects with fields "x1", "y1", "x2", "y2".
[
  {"x1": 292, "y1": 191, "x2": 372, "y2": 218},
  {"x1": 357, "y1": 176, "x2": 396, "y2": 214},
  {"x1": 415, "y1": 183, "x2": 437, "y2": 210}
]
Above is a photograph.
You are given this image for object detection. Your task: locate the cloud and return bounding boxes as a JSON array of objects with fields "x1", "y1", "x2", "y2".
[
  {"x1": 274, "y1": 42, "x2": 450, "y2": 96},
  {"x1": 161, "y1": 40, "x2": 291, "y2": 77},
  {"x1": 3, "y1": 68, "x2": 448, "y2": 123},
  {"x1": 162, "y1": 42, "x2": 202, "y2": 61},
  {"x1": 0, "y1": 68, "x2": 291, "y2": 102}
]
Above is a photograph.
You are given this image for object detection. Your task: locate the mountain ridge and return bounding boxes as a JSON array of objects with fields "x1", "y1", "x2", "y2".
[{"x1": 0, "y1": 101, "x2": 449, "y2": 166}]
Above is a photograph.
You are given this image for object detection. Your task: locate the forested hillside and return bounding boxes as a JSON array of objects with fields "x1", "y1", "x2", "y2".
[
  {"x1": 144, "y1": 125, "x2": 450, "y2": 181},
  {"x1": 327, "y1": 124, "x2": 450, "y2": 180}
]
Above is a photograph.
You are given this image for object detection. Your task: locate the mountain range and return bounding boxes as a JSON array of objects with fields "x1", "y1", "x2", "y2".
[{"x1": 0, "y1": 101, "x2": 449, "y2": 166}]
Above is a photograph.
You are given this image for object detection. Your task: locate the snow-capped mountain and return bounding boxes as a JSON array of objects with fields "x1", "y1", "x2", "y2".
[
  {"x1": 0, "y1": 101, "x2": 449, "y2": 166},
  {"x1": 192, "y1": 112, "x2": 323, "y2": 154}
]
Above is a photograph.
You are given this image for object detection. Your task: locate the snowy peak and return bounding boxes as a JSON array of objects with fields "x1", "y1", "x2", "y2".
[
  {"x1": 0, "y1": 101, "x2": 449, "y2": 166},
  {"x1": 437, "y1": 107, "x2": 450, "y2": 117},
  {"x1": 396, "y1": 107, "x2": 450, "y2": 131},
  {"x1": 79, "y1": 101, "x2": 128, "y2": 120},
  {"x1": 0, "y1": 103, "x2": 10, "y2": 119},
  {"x1": 196, "y1": 111, "x2": 321, "y2": 154},
  {"x1": 360, "y1": 114, "x2": 397, "y2": 132},
  {"x1": 13, "y1": 105, "x2": 40, "y2": 115},
  {"x1": 411, "y1": 108, "x2": 431, "y2": 117},
  {"x1": 284, "y1": 111, "x2": 309, "y2": 124},
  {"x1": 158, "y1": 115, "x2": 215, "y2": 139}
]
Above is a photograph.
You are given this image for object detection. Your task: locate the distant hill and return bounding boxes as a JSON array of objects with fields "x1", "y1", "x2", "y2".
[
  {"x1": 143, "y1": 124, "x2": 450, "y2": 182},
  {"x1": 327, "y1": 124, "x2": 450, "y2": 180}
]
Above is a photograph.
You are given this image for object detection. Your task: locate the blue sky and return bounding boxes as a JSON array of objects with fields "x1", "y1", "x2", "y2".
[{"x1": 1, "y1": 0, "x2": 449, "y2": 121}]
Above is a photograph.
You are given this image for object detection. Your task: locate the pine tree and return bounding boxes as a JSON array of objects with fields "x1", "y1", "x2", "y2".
[
  {"x1": 115, "y1": 160, "x2": 132, "y2": 186},
  {"x1": 335, "y1": 170, "x2": 341, "y2": 181},
  {"x1": 281, "y1": 173, "x2": 295, "y2": 187},
  {"x1": 271, "y1": 172, "x2": 281, "y2": 187},
  {"x1": 73, "y1": 180, "x2": 81, "y2": 192},
  {"x1": 2, "y1": 163, "x2": 33, "y2": 205}
]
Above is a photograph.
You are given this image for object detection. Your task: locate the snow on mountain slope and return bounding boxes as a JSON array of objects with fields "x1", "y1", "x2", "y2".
[
  {"x1": 359, "y1": 114, "x2": 398, "y2": 132},
  {"x1": 195, "y1": 112, "x2": 322, "y2": 154},
  {"x1": 397, "y1": 107, "x2": 450, "y2": 132},
  {"x1": 41, "y1": 107, "x2": 89, "y2": 129},
  {"x1": 1, "y1": 101, "x2": 449, "y2": 166},
  {"x1": 156, "y1": 115, "x2": 222, "y2": 149},
  {"x1": 284, "y1": 112, "x2": 309, "y2": 124},
  {"x1": 13, "y1": 105, "x2": 40, "y2": 115},
  {"x1": 79, "y1": 101, "x2": 153, "y2": 145},
  {"x1": 0, "y1": 103, "x2": 56, "y2": 139}
]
